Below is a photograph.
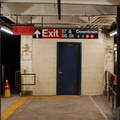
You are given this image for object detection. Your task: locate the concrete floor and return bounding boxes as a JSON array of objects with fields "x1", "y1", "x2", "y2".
[
  {"x1": 1, "y1": 95, "x2": 115, "y2": 120},
  {"x1": 1, "y1": 94, "x2": 21, "y2": 113}
]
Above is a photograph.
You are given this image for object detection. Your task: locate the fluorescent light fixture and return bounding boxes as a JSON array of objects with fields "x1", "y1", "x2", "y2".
[
  {"x1": 1, "y1": 26, "x2": 13, "y2": 35},
  {"x1": 109, "y1": 30, "x2": 117, "y2": 36}
]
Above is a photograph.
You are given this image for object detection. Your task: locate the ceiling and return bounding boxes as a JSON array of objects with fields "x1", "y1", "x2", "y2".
[{"x1": 0, "y1": 0, "x2": 119, "y2": 30}]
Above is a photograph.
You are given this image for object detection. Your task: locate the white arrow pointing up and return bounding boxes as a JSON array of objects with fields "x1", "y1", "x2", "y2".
[{"x1": 34, "y1": 30, "x2": 41, "y2": 38}]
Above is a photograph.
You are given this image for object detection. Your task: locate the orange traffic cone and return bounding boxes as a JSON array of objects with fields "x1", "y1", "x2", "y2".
[{"x1": 4, "y1": 79, "x2": 12, "y2": 97}]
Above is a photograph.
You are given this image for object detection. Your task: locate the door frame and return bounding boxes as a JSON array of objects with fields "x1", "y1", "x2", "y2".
[{"x1": 57, "y1": 42, "x2": 82, "y2": 95}]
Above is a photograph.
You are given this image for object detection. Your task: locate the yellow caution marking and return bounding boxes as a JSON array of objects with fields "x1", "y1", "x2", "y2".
[
  {"x1": 2, "y1": 97, "x2": 28, "y2": 120},
  {"x1": 28, "y1": 95, "x2": 80, "y2": 99},
  {"x1": 1, "y1": 95, "x2": 80, "y2": 120}
]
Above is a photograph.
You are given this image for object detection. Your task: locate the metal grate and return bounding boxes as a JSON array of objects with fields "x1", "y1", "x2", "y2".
[{"x1": 20, "y1": 73, "x2": 36, "y2": 85}]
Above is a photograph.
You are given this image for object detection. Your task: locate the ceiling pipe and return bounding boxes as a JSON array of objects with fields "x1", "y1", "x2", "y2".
[
  {"x1": 11, "y1": 14, "x2": 116, "y2": 19},
  {"x1": 0, "y1": 19, "x2": 13, "y2": 29},
  {"x1": 16, "y1": 16, "x2": 18, "y2": 24},
  {"x1": 34, "y1": 22, "x2": 111, "y2": 26},
  {"x1": 0, "y1": 2, "x2": 119, "y2": 6},
  {"x1": 41, "y1": 16, "x2": 43, "y2": 28},
  {"x1": 82, "y1": 16, "x2": 115, "y2": 28},
  {"x1": 57, "y1": 0, "x2": 61, "y2": 20},
  {"x1": 30, "y1": 16, "x2": 32, "y2": 24}
]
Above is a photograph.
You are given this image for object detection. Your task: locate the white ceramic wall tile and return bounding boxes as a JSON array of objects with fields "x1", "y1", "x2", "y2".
[{"x1": 20, "y1": 31, "x2": 114, "y2": 95}]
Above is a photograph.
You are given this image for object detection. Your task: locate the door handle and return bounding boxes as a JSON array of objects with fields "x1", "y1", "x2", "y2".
[
  {"x1": 58, "y1": 69, "x2": 63, "y2": 74},
  {"x1": 59, "y1": 71, "x2": 63, "y2": 74}
]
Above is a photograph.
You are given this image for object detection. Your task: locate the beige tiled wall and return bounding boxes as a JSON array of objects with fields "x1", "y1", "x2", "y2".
[
  {"x1": 21, "y1": 35, "x2": 34, "y2": 93},
  {"x1": 21, "y1": 31, "x2": 111, "y2": 95},
  {"x1": 104, "y1": 35, "x2": 114, "y2": 73},
  {"x1": 32, "y1": 40, "x2": 56, "y2": 95}
]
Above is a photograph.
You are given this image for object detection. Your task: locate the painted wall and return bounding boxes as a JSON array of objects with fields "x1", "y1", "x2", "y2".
[{"x1": 20, "y1": 30, "x2": 112, "y2": 95}]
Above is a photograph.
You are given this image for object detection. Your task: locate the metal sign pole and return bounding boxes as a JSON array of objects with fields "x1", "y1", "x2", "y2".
[
  {"x1": 116, "y1": 6, "x2": 120, "y2": 120},
  {"x1": 57, "y1": 0, "x2": 61, "y2": 20}
]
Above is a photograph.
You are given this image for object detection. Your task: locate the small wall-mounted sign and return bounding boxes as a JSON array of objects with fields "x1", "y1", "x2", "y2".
[
  {"x1": 22, "y1": 44, "x2": 30, "y2": 51},
  {"x1": 13, "y1": 25, "x2": 35, "y2": 35},
  {"x1": 23, "y1": 51, "x2": 32, "y2": 60}
]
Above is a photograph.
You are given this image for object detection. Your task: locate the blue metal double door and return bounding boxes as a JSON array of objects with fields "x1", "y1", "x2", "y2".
[{"x1": 57, "y1": 42, "x2": 81, "y2": 95}]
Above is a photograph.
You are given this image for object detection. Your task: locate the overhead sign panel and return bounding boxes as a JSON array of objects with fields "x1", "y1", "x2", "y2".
[
  {"x1": 13, "y1": 25, "x2": 35, "y2": 35},
  {"x1": 42, "y1": 29, "x2": 62, "y2": 38},
  {"x1": 33, "y1": 29, "x2": 62, "y2": 38},
  {"x1": 33, "y1": 28, "x2": 98, "y2": 39},
  {"x1": 62, "y1": 29, "x2": 98, "y2": 39},
  {"x1": 33, "y1": 30, "x2": 42, "y2": 38}
]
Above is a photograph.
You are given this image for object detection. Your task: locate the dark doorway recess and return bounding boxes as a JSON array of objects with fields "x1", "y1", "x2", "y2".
[{"x1": 1, "y1": 31, "x2": 20, "y2": 94}]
